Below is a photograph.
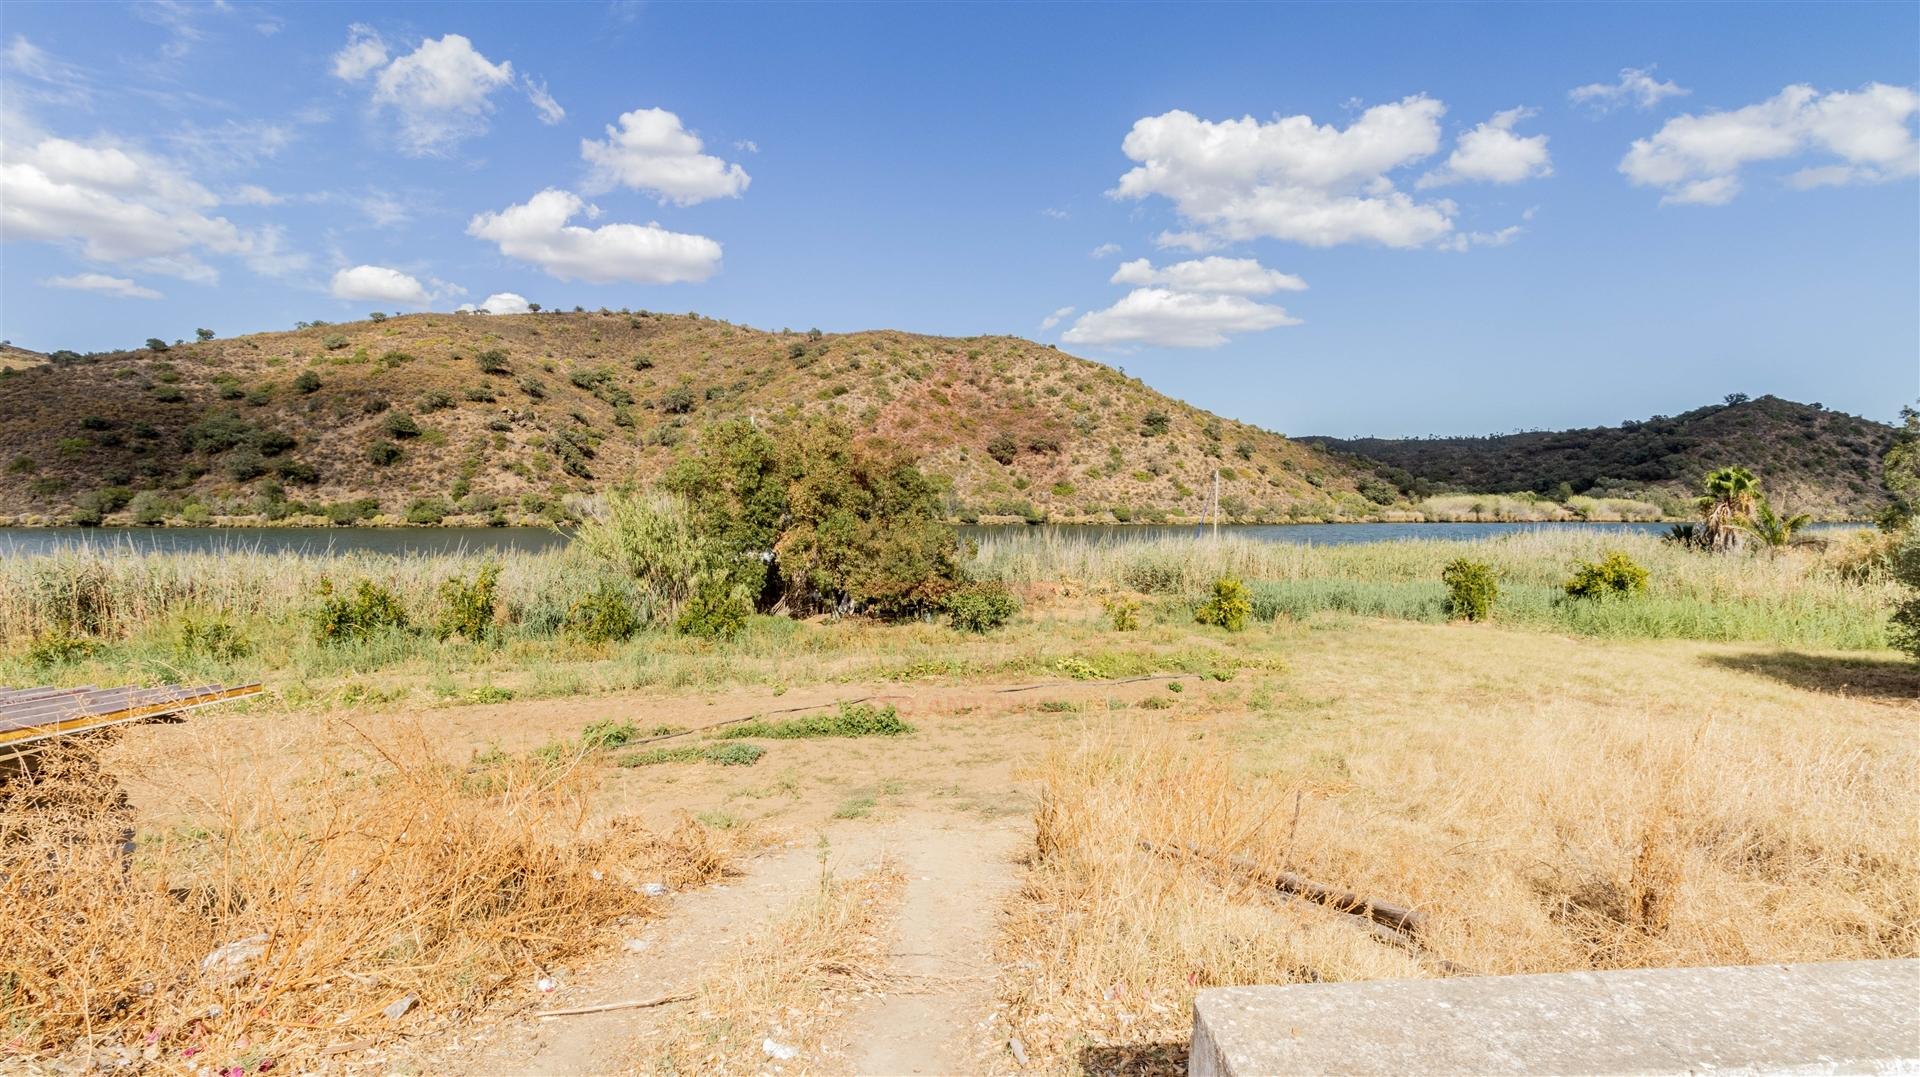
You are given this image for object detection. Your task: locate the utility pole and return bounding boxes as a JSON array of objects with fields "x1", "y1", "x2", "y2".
[{"x1": 1212, "y1": 467, "x2": 1220, "y2": 540}]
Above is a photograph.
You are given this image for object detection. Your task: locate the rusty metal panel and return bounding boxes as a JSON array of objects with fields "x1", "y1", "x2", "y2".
[{"x1": 0, "y1": 682, "x2": 263, "y2": 752}]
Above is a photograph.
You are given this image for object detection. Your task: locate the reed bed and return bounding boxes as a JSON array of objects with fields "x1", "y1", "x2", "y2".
[{"x1": 971, "y1": 529, "x2": 1899, "y2": 650}]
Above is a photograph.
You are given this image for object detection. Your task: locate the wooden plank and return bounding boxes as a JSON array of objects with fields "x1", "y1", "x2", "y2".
[{"x1": 0, "y1": 683, "x2": 262, "y2": 749}]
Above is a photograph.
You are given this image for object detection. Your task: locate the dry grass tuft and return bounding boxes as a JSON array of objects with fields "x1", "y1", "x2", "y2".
[
  {"x1": 645, "y1": 856, "x2": 905, "y2": 1072},
  {"x1": 1000, "y1": 713, "x2": 1920, "y2": 1072},
  {"x1": 1, "y1": 723, "x2": 743, "y2": 1070}
]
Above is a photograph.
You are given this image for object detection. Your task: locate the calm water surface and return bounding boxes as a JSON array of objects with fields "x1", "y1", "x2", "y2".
[{"x1": 0, "y1": 519, "x2": 1857, "y2": 558}]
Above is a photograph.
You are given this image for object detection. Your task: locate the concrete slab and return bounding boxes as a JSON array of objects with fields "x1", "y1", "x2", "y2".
[{"x1": 1190, "y1": 959, "x2": 1920, "y2": 1075}]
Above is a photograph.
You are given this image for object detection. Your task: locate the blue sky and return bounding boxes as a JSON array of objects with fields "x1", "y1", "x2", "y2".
[{"x1": 2, "y1": 1, "x2": 1916, "y2": 437}]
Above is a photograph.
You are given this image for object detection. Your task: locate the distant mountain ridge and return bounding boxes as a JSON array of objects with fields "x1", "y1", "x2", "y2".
[
  {"x1": 0, "y1": 311, "x2": 1381, "y2": 526},
  {"x1": 1312, "y1": 395, "x2": 1898, "y2": 518}
]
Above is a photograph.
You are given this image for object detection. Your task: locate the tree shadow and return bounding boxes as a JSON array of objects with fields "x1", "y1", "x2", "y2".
[
  {"x1": 1704, "y1": 651, "x2": 1920, "y2": 704},
  {"x1": 1077, "y1": 1041, "x2": 1188, "y2": 1076}
]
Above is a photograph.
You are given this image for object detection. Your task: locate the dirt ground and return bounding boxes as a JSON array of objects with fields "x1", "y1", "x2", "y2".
[{"x1": 97, "y1": 616, "x2": 1918, "y2": 1075}]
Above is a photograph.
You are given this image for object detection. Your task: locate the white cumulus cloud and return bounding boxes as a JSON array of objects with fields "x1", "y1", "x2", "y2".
[
  {"x1": 1418, "y1": 107, "x2": 1552, "y2": 187},
  {"x1": 1111, "y1": 98, "x2": 1458, "y2": 248},
  {"x1": 1063, "y1": 288, "x2": 1300, "y2": 348},
  {"x1": 0, "y1": 133, "x2": 299, "y2": 282},
  {"x1": 580, "y1": 107, "x2": 750, "y2": 204},
  {"x1": 1620, "y1": 83, "x2": 1920, "y2": 205},
  {"x1": 1089, "y1": 242, "x2": 1121, "y2": 258},
  {"x1": 43, "y1": 272, "x2": 162, "y2": 299},
  {"x1": 1570, "y1": 66, "x2": 1689, "y2": 113},
  {"x1": 466, "y1": 188, "x2": 723, "y2": 284},
  {"x1": 330, "y1": 23, "x2": 388, "y2": 81},
  {"x1": 334, "y1": 29, "x2": 555, "y2": 157},
  {"x1": 1038, "y1": 305, "x2": 1074, "y2": 331},
  {"x1": 457, "y1": 292, "x2": 531, "y2": 315},
  {"x1": 1110, "y1": 256, "x2": 1306, "y2": 296},
  {"x1": 329, "y1": 264, "x2": 432, "y2": 306}
]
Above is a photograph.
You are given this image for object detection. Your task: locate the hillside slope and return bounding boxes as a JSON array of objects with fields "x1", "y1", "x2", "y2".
[
  {"x1": 0, "y1": 311, "x2": 1377, "y2": 526},
  {"x1": 1313, "y1": 395, "x2": 1898, "y2": 519}
]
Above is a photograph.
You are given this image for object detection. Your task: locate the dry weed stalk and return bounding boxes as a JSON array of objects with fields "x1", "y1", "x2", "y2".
[
  {"x1": 998, "y1": 715, "x2": 1920, "y2": 1073},
  {"x1": 1, "y1": 721, "x2": 743, "y2": 1070}
]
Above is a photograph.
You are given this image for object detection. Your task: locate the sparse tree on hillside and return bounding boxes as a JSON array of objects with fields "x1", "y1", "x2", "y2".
[
  {"x1": 145, "y1": 338, "x2": 169, "y2": 352},
  {"x1": 195, "y1": 328, "x2": 215, "y2": 342},
  {"x1": 369, "y1": 312, "x2": 387, "y2": 322},
  {"x1": 528, "y1": 303, "x2": 542, "y2": 313},
  {"x1": 1723, "y1": 392, "x2": 1750, "y2": 406},
  {"x1": 1696, "y1": 466, "x2": 1759, "y2": 551}
]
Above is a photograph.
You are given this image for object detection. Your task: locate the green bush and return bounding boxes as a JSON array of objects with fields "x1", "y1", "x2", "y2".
[
  {"x1": 312, "y1": 579, "x2": 409, "y2": 643},
  {"x1": 294, "y1": 370, "x2": 322, "y2": 394},
  {"x1": 673, "y1": 572, "x2": 752, "y2": 640},
  {"x1": 986, "y1": 432, "x2": 1018, "y2": 465},
  {"x1": 383, "y1": 413, "x2": 422, "y2": 439},
  {"x1": 436, "y1": 563, "x2": 500, "y2": 641},
  {"x1": 406, "y1": 497, "x2": 450, "y2": 525},
  {"x1": 1890, "y1": 531, "x2": 1920, "y2": 660},
  {"x1": 1140, "y1": 410, "x2": 1171, "y2": 437},
  {"x1": 367, "y1": 441, "x2": 402, "y2": 466},
  {"x1": 26, "y1": 633, "x2": 101, "y2": 667},
  {"x1": 579, "y1": 719, "x2": 639, "y2": 750},
  {"x1": 176, "y1": 617, "x2": 251, "y2": 660},
  {"x1": 716, "y1": 702, "x2": 911, "y2": 740},
  {"x1": 1441, "y1": 558, "x2": 1498, "y2": 621},
  {"x1": 1565, "y1": 551, "x2": 1650, "y2": 599},
  {"x1": 1102, "y1": 595, "x2": 1142, "y2": 631},
  {"x1": 946, "y1": 579, "x2": 1018, "y2": 633},
  {"x1": 1193, "y1": 575, "x2": 1252, "y2": 632},
  {"x1": 618, "y1": 742, "x2": 765, "y2": 767},
  {"x1": 567, "y1": 581, "x2": 641, "y2": 643},
  {"x1": 476, "y1": 349, "x2": 511, "y2": 374}
]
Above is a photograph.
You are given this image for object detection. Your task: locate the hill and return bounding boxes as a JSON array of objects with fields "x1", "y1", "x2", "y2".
[
  {"x1": 0, "y1": 311, "x2": 1378, "y2": 527},
  {"x1": 1312, "y1": 395, "x2": 1898, "y2": 519},
  {"x1": 0, "y1": 343, "x2": 47, "y2": 372}
]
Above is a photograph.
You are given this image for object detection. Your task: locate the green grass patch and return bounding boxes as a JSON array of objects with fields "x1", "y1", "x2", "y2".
[
  {"x1": 617, "y1": 742, "x2": 767, "y2": 767},
  {"x1": 714, "y1": 702, "x2": 912, "y2": 740}
]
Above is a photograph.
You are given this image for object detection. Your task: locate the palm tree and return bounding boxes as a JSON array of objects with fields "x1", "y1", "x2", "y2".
[
  {"x1": 1696, "y1": 466, "x2": 1759, "y2": 551},
  {"x1": 1742, "y1": 497, "x2": 1812, "y2": 551}
]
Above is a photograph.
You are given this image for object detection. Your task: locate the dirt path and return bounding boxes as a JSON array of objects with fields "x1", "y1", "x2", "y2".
[{"x1": 831, "y1": 815, "x2": 1027, "y2": 1075}]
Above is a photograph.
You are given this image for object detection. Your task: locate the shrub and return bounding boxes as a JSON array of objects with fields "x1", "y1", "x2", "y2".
[
  {"x1": 567, "y1": 582, "x2": 641, "y2": 643},
  {"x1": 312, "y1": 579, "x2": 409, "y2": 643},
  {"x1": 1890, "y1": 532, "x2": 1920, "y2": 660},
  {"x1": 579, "y1": 719, "x2": 639, "y2": 751},
  {"x1": 367, "y1": 441, "x2": 402, "y2": 466},
  {"x1": 383, "y1": 413, "x2": 422, "y2": 439},
  {"x1": 1102, "y1": 595, "x2": 1142, "y2": 631},
  {"x1": 1441, "y1": 559, "x2": 1498, "y2": 621},
  {"x1": 619, "y1": 743, "x2": 765, "y2": 767},
  {"x1": 322, "y1": 334, "x2": 349, "y2": 351},
  {"x1": 673, "y1": 572, "x2": 751, "y2": 641},
  {"x1": 176, "y1": 617, "x2": 251, "y2": 660},
  {"x1": 435, "y1": 563, "x2": 500, "y2": 641},
  {"x1": 716, "y1": 703, "x2": 911, "y2": 740},
  {"x1": 1140, "y1": 410, "x2": 1171, "y2": 437},
  {"x1": 151, "y1": 385, "x2": 185, "y2": 403},
  {"x1": 946, "y1": 580, "x2": 1019, "y2": 633},
  {"x1": 418, "y1": 389, "x2": 454, "y2": 412},
  {"x1": 476, "y1": 349, "x2": 511, "y2": 374},
  {"x1": 406, "y1": 498, "x2": 450, "y2": 525},
  {"x1": 659, "y1": 386, "x2": 696, "y2": 414},
  {"x1": 145, "y1": 338, "x2": 169, "y2": 352},
  {"x1": 1193, "y1": 575, "x2": 1252, "y2": 632},
  {"x1": 226, "y1": 449, "x2": 267, "y2": 482},
  {"x1": 986, "y1": 432, "x2": 1018, "y2": 465},
  {"x1": 276, "y1": 459, "x2": 320, "y2": 485},
  {"x1": 1564, "y1": 551, "x2": 1651, "y2": 599},
  {"x1": 27, "y1": 633, "x2": 101, "y2": 667}
]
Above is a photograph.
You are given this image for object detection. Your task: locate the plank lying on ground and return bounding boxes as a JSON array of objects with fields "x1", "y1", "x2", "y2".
[{"x1": 0, "y1": 682, "x2": 263, "y2": 749}]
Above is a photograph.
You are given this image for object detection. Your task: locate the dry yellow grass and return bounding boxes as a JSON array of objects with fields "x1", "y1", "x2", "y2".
[
  {"x1": 996, "y1": 621, "x2": 1919, "y2": 1073},
  {"x1": 1, "y1": 721, "x2": 743, "y2": 1071},
  {"x1": 643, "y1": 856, "x2": 905, "y2": 1073}
]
